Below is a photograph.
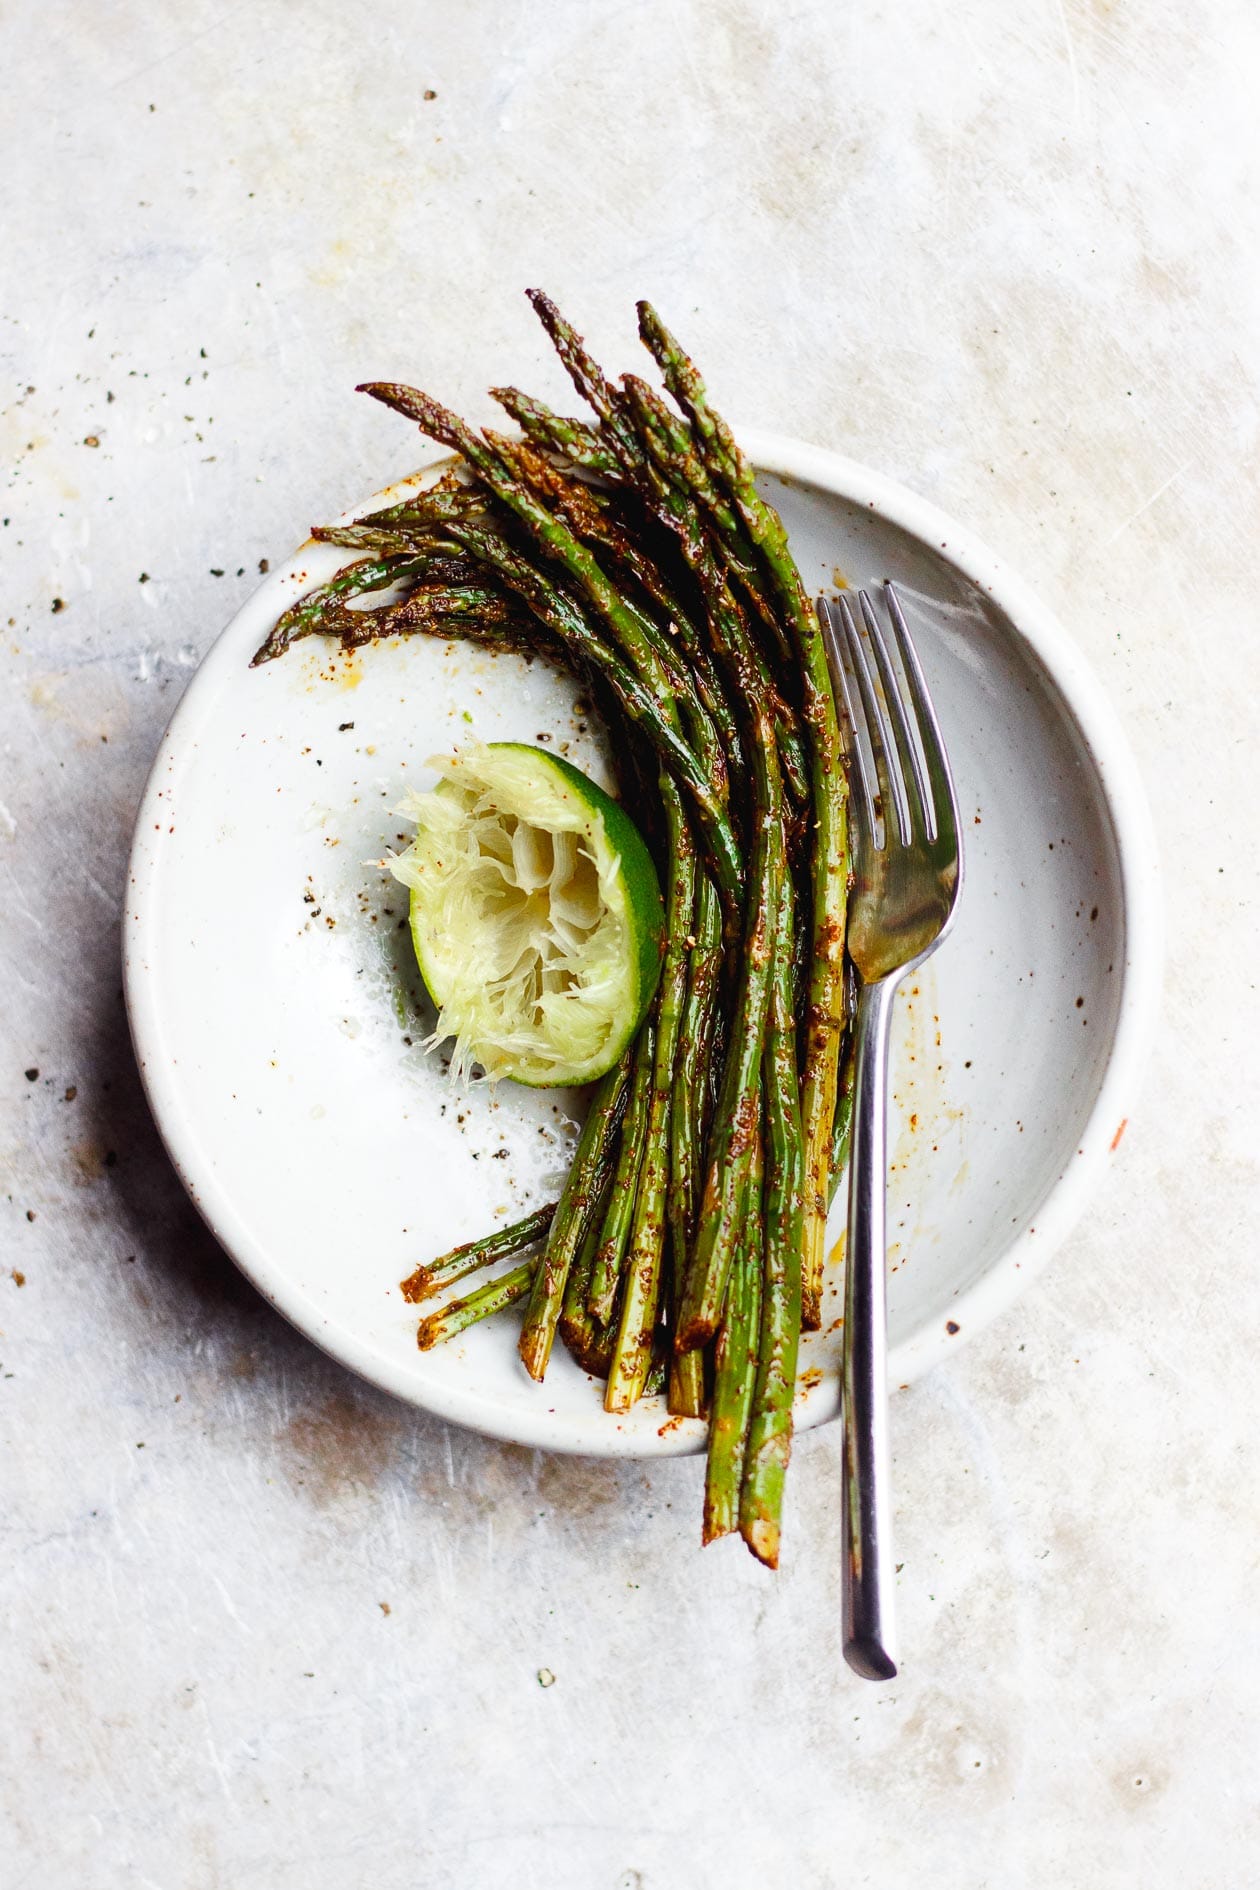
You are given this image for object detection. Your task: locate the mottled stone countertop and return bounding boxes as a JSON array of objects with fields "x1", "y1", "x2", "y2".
[{"x1": 3, "y1": 2, "x2": 1257, "y2": 1885}]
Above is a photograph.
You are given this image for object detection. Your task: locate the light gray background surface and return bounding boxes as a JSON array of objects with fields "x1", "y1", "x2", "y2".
[{"x1": 3, "y1": 2, "x2": 1257, "y2": 1885}]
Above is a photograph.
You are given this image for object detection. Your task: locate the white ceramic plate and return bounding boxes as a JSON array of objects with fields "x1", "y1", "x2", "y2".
[{"x1": 124, "y1": 434, "x2": 1161, "y2": 1456}]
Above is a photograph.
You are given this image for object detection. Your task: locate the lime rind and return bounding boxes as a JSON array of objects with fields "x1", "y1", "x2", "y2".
[{"x1": 389, "y1": 742, "x2": 664, "y2": 1086}]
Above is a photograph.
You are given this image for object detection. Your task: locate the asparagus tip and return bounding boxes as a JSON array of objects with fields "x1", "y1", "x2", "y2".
[{"x1": 635, "y1": 299, "x2": 664, "y2": 347}]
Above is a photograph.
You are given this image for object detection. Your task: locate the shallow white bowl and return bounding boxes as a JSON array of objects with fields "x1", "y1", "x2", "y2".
[{"x1": 124, "y1": 433, "x2": 1161, "y2": 1456}]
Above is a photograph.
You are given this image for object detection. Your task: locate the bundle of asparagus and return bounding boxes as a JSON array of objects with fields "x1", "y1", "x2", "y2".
[{"x1": 253, "y1": 294, "x2": 852, "y2": 1565}]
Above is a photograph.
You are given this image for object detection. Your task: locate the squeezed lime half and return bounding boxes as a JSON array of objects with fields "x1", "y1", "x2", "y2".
[{"x1": 389, "y1": 743, "x2": 665, "y2": 1086}]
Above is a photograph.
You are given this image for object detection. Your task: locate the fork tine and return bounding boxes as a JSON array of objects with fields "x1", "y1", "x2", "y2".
[
  {"x1": 836, "y1": 592, "x2": 910, "y2": 847},
  {"x1": 819, "y1": 597, "x2": 878, "y2": 841},
  {"x1": 883, "y1": 583, "x2": 960, "y2": 852},
  {"x1": 857, "y1": 589, "x2": 933, "y2": 844}
]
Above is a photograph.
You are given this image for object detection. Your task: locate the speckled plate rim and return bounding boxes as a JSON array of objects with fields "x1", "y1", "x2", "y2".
[{"x1": 124, "y1": 430, "x2": 1162, "y2": 1455}]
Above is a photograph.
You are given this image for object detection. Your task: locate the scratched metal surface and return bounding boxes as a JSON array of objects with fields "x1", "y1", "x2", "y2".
[{"x1": 2, "y1": 2, "x2": 1258, "y2": 1884}]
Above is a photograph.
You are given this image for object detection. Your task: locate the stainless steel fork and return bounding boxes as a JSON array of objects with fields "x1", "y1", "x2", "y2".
[{"x1": 818, "y1": 584, "x2": 963, "y2": 1681}]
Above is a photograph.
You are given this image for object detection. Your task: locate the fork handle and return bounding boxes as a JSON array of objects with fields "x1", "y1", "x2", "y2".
[{"x1": 842, "y1": 974, "x2": 900, "y2": 1681}]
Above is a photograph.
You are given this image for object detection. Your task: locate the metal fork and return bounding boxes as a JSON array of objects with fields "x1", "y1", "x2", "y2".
[{"x1": 818, "y1": 584, "x2": 963, "y2": 1681}]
